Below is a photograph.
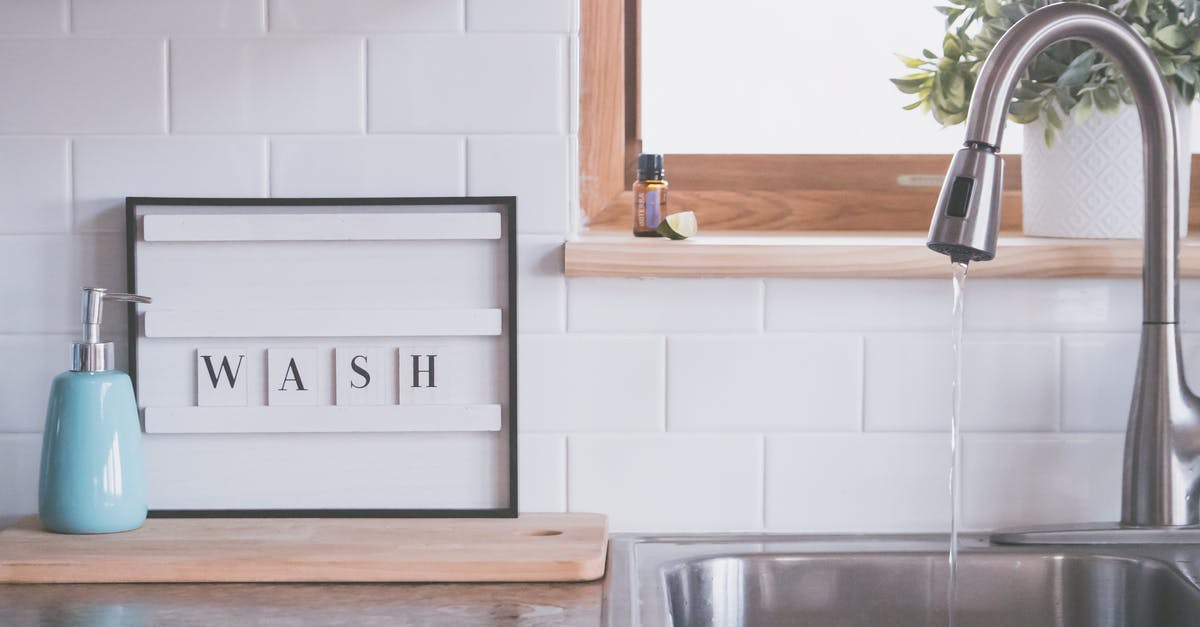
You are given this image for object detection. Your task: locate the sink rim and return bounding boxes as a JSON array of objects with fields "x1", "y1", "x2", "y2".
[{"x1": 602, "y1": 532, "x2": 1200, "y2": 627}]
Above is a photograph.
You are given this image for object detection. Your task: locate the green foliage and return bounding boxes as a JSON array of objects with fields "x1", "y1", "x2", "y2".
[{"x1": 894, "y1": 0, "x2": 1200, "y2": 145}]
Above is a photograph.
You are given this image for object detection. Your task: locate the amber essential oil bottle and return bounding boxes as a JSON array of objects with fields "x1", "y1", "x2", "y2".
[{"x1": 633, "y1": 153, "x2": 669, "y2": 237}]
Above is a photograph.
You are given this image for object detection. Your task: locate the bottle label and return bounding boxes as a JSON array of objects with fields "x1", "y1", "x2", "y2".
[{"x1": 645, "y1": 189, "x2": 661, "y2": 227}]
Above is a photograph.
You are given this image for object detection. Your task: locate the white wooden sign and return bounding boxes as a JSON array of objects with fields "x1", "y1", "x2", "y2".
[{"x1": 127, "y1": 198, "x2": 517, "y2": 516}]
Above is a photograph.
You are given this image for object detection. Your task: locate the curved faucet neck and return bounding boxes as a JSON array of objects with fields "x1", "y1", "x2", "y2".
[{"x1": 964, "y1": 3, "x2": 1180, "y2": 323}]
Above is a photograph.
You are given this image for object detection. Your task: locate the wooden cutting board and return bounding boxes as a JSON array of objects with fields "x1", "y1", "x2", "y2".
[{"x1": 0, "y1": 513, "x2": 608, "y2": 583}]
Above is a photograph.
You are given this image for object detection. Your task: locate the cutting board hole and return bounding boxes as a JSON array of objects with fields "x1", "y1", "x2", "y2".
[{"x1": 521, "y1": 529, "x2": 564, "y2": 537}]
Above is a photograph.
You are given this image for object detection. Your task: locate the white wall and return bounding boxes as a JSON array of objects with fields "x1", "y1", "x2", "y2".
[
  {"x1": 641, "y1": 0, "x2": 1200, "y2": 155},
  {"x1": 0, "y1": 0, "x2": 1168, "y2": 533}
]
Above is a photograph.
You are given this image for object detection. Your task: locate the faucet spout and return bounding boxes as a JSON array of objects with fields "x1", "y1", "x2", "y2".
[{"x1": 926, "y1": 3, "x2": 1200, "y2": 527}]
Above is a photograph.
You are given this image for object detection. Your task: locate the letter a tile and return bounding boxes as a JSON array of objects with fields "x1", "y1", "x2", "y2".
[{"x1": 268, "y1": 348, "x2": 319, "y2": 406}]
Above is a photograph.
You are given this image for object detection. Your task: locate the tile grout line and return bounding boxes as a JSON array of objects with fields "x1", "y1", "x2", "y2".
[
  {"x1": 563, "y1": 435, "x2": 572, "y2": 513},
  {"x1": 65, "y1": 138, "x2": 75, "y2": 233},
  {"x1": 857, "y1": 334, "x2": 867, "y2": 433},
  {"x1": 66, "y1": 137, "x2": 78, "y2": 231},
  {"x1": 756, "y1": 279, "x2": 766, "y2": 333},
  {"x1": 359, "y1": 37, "x2": 368, "y2": 134},
  {"x1": 660, "y1": 335, "x2": 669, "y2": 432},
  {"x1": 1054, "y1": 334, "x2": 1065, "y2": 432},
  {"x1": 162, "y1": 38, "x2": 171, "y2": 134},
  {"x1": 561, "y1": 34, "x2": 571, "y2": 136},
  {"x1": 758, "y1": 433, "x2": 767, "y2": 530},
  {"x1": 263, "y1": 137, "x2": 273, "y2": 197},
  {"x1": 459, "y1": 136, "x2": 468, "y2": 196}
]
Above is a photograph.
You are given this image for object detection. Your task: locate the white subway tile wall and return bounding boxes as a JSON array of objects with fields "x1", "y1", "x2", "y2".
[
  {"x1": 269, "y1": 0, "x2": 462, "y2": 33},
  {"x1": 74, "y1": 136, "x2": 268, "y2": 231},
  {"x1": 72, "y1": 0, "x2": 266, "y2": 34},
  {"x1": 0, "y1": 138, "x2": 70, "y2": 233},
  {"x1": 0, "y1": 39, "x2": 166, "y2": 133},
  {"x1": 269, "y1": 135, "x2": 463, "y2": 197},
  {"x1": 0, "y1": 1, "x2": 66, "y2": 34},
  {"x1": 666, "y1": 334, "x2": 860, "y2": 432},
  {"x1": 368, "y1": 35, "x2": 566, "y2": 133},
  {"x1": 520, "y1": 334, "x2": 664, "y2": 432},
  {"x1": 0, "y1": 0, "x2": 1142, "y2": 532},
  {"x1": 766, "y1": 434, "x2": 951, "y2": 532},
  {"x1": 568, "y1": 434, "x2": 763, "y2": 531},
  {"x1": 467, "y1": 134, "x2": 571, "y2": 234},
  {"x1": 171, "y1": 38, "x2": 364, "y2": 133},
  {"x1": 518, "y1": 434, "x2": 567, "y2": 512}
]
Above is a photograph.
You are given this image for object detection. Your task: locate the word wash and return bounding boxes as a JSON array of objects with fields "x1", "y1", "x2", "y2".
[{"x1": 197, "y1": 348, "x2": 440, "y2": 407}]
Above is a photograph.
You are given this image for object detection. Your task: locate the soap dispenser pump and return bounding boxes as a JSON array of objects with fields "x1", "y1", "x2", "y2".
[{"x1": 39, "y1": 287, "x2": 152, "y2": 534}]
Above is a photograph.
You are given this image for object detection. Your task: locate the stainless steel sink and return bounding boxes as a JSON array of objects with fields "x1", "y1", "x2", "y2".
[{"x1": 603, "y1": 534, "x2": 1200, "y2": 627}]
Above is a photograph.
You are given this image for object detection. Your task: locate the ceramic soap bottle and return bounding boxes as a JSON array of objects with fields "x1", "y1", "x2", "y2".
[{"x1": 39, "y1": 287, "x2": 152, "y2": 534}]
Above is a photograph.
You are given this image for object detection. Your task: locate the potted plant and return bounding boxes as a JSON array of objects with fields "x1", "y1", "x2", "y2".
[{"x1": 895, "y1": 0, "x2": 1200, "y2": 238}]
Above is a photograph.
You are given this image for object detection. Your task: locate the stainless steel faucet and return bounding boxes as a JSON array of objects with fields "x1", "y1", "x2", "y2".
[{"x1": 927, "y1": 3, "x2": 1200, "y2": 530}]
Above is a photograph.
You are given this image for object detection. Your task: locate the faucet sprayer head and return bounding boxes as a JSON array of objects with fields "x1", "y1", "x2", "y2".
[{"x1": 927, "y1": 142, "x2": 1005, "y2": 264}]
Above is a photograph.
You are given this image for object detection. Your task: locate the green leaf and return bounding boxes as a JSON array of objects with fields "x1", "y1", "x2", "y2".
[
  {"x1": 940, "y1": 110, "x2": 968, "y2": 126},
  {"x1": 1044, "y1": 103, "x2": 1063, "y2": 130},
  {"x1": 896, "y1": 54, "x2": 927, "y2": 69},
  {"x1": 1094, "y1": 85, "x2": 1122, "y2": 114},
  {"x1": 983, "y1": 0, "x2": 1002, "y2": 18},
  {"x1": 1133, "y1": 0, "x2": 1149, "y2": 20},
  {"x1": 923, "y1": 48, "x2": 938, "y2": 60},
  {"x1": 944, "y1": 72, "x2": 967, "y2": 104},
  {"x1": 1179, "y1": 63, "x2": 1199, "y2": 85},
  {"x1": 1073, "y1": 92, "x2": 1096, "y2": 125},
  {"x1": 944, "y1": 32, "x2": 963, "y2": 59},
  {"x1": 999, "y1": 4, "x2": 1026, "y2": 21},
  {"x1": 891, "y1": 77, "x2": 930, "y2": 94},
  {"x1": 1155, "y1": 24, "x2": 1189, "y2": 49},
  {"x1": 1057, "y1": 49, "x2": 1098, "y2": 88},
  {"x1": 902, "y1": 100, "x2": 925, "y2": 111},
  {"x1": 1008, "y1": 99, "x2": 1041, "y2": 123},
  {"x1": 1044, "y1": 125, "x2": 1057, "y2": 149}
]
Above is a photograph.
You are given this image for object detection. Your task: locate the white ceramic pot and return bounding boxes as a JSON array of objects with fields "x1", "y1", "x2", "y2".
[{"x1": 1022, "y1": 101, "x2": 1191, "y2": 238}]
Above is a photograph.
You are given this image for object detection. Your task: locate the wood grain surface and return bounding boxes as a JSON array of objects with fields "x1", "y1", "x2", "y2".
[
  {"x1": 0, "y1": 513, "x2": 608, "y2": 584},
  {"x1": 564, "y1": 230, "x2": 1200, "y2": 278}
]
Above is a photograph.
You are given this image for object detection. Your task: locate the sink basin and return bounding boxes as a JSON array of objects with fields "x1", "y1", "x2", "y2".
[
  {"x1": 603, "y1": 535, "x2": 1200, "y2": 627},
  {"x1": 664, "y1": 551, "x2": 1200, "y2": 627}
]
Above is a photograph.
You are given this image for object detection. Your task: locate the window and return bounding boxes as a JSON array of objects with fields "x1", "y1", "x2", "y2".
[{"x1": 579, "y1": 0, "x2": 1195, "y2": 235}]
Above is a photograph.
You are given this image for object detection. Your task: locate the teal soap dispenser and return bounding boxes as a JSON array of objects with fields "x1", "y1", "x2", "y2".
[{"x1": 39, "y1": 287, "x2": 152, "y2": 534}]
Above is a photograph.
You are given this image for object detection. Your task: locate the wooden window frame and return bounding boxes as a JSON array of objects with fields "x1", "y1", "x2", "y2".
[{"x1": 579, "y1": 0, "x2": 1200, "y2": 234}]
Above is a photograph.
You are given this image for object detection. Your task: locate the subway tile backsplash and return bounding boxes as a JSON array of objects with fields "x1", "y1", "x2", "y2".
[
  {"x1": 72, "y1": 0, "x2": 266, "y2": 34},
  {"x1": 73, "y1": 136, "x2": 268, "y2": 231},
  {"x1": 0, "y1": 38, "x2": 165, "y2": 133},
  {"x1": 367, "y1": 35, "x2": 566, "y2": 133},
  {"x1": 666, "y1": 334, "x2": 861, "y2": 432},
  {"x1": 269, "y1": 0, "x2": 462, "y2": 33},
  {"x1": 269, "y1": 135, "x2": 464, "y2": 197},
  {"x1": 0, "y1": 138, "x2": 70, "y2": 233},
  {"x1": 0, "y1": 0, "x2": 1148, "y2": 532},
  {"x1": 170, "y1": 38, "x2": 365, "y2": 133}
]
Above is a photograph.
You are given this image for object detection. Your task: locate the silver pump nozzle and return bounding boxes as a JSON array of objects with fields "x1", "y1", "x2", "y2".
[{"x1": 74, "y1": 287, "x2": 151, "y2": 372}]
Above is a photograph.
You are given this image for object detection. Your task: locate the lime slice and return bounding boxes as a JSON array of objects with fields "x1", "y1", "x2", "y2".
[{"x1": 656, "y1": 211, "x2": 698, "y2": 240}]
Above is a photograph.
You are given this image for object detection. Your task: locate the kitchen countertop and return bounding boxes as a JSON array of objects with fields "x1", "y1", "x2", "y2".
[
  {"x1": 0, "y1": 514, "x2": 608, "y2": 625},
  {"x1": 0, "y1": 581, "x2": 603, "y2": 626}
]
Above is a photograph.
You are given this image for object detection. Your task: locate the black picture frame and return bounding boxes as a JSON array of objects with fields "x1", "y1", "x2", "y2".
[{"x1": 125, "y1": 196, "x2": 518, "y2": 518}]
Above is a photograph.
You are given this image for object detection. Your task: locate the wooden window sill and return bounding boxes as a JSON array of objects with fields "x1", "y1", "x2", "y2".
[{"x1": 564, "y1": 230, "x2": 1200, "y2": 279}]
